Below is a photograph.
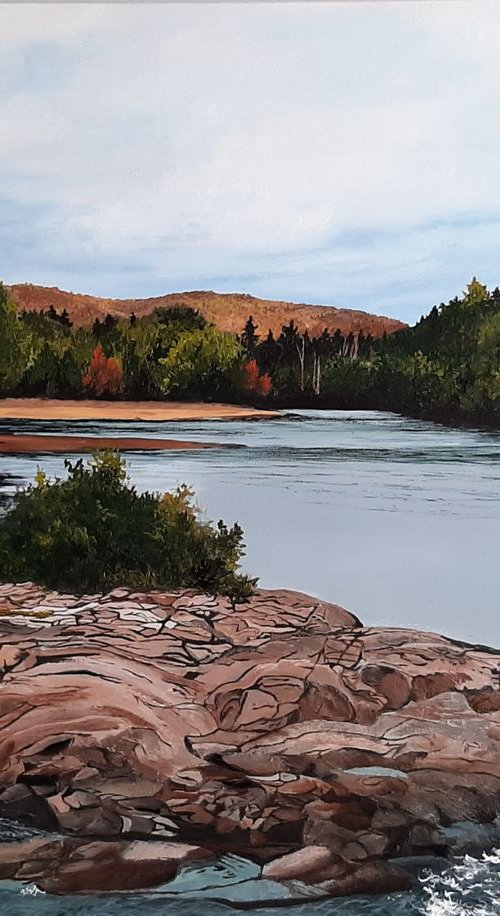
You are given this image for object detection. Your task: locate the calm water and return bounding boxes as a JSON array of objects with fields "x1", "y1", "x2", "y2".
[
  {"x1": 0, "y1": 409, "x2": 499, "y2": 913},
  {"x1": 1, "y1": 409, "x2": 499, "y2": 646}
]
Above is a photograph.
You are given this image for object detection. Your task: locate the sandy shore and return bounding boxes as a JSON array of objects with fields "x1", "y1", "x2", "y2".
[
  {"x1": 0, "y1": 434, "x2": 222, "y2": 455},
  {"x1": 0, "y1": 398, "x2": 280, "y2": 422}
]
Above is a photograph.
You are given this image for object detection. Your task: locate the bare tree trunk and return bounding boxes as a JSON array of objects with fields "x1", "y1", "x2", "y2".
[
  {"x1": 312, "y1": 353, "x2": 321, "y2": 396},
  {"x1": 296, "y1": 337, "x2": 306, "y2": 391}
]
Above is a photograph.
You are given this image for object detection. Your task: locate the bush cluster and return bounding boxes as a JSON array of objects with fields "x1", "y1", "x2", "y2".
[{"x1": 0, "y1": 452, "x2": 256, "y2": 602}]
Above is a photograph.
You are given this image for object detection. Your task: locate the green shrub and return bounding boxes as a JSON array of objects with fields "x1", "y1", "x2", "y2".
[{"x1": 0, "y1": 452, "x2": 256, "y2": 602}]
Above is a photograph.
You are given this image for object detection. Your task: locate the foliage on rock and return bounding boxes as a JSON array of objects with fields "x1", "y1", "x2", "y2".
[{"x1": 0, "y1": 452, "x2": 256, "y2": 601}]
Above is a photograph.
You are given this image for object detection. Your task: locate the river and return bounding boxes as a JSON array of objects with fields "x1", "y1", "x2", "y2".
[
  {"x1": 0, "y1": 409, "x2": 499, "y2": 646},
  {"x1": 0, "y1": 408, "x2": 499, "y2": 914}
]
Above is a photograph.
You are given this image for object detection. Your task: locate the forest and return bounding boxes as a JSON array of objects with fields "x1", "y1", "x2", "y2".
[{"x1": 1, "y1": 278, "x2": 500, "y2": 425}]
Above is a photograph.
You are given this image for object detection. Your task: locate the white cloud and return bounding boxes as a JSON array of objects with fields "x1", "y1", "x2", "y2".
[
  {"x1": 1, "y1": 2, "x2": 500, "y2": 321},
  {"x1": 0, "y1": 5, "x2": 106, "y2": 44}
]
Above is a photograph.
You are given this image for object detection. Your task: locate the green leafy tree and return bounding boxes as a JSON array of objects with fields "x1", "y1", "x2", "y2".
[
  {"x1": 161, "y1": 327, "x2": 243, "y2": 399},
  {"x1": 154, "y1": 306, "x2": 206, "y2": 330},
  {"x1": 0, "y1": 283, "x2": 33, "y2": 393}
]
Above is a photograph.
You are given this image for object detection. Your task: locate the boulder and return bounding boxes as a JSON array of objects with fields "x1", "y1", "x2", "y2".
[{"x1": 0, "y1": 836, "x2": 212, "y2": 893}]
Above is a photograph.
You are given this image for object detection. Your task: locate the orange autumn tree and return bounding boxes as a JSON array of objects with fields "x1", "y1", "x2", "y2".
[
  {"x1": 83, "y1": 343, "x2": 123, "y2": 398},
  {"x1": 242, "y1": 358, "x2": 272, "y2": 398}
]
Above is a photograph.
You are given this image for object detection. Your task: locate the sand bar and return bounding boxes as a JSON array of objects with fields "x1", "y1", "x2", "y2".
[
  {"x1": 0, "y1": 434, "x2": 223, "y2": 455},
  {"x1": 0, "y1": 398, "x2": 280, "y2": 422}
]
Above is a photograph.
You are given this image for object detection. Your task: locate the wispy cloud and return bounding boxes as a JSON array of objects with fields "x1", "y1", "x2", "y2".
[{"x1": 1, "y1": 2, "x2": 500, "y2": 322}]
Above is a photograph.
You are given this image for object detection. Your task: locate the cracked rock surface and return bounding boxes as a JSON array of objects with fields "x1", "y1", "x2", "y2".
[{"x1": 0, "y1": 583, "x2": 498, "y2": 898}]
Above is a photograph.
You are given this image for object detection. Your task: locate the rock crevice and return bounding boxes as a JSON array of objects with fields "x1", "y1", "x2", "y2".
[{"x1": 0, "y1": 583, "x2": 498, "y2": 898}]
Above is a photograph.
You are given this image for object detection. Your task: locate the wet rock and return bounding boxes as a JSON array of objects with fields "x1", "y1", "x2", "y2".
[
  {"x1": 318, "y1": 861, "x2": 413, "y2": 897},
  {"x1": 0, "y1": 837, "x2": 212, "y2": 893},
  {"x1": 262, "y1": 845, "x2": 334, "y2": 881}
]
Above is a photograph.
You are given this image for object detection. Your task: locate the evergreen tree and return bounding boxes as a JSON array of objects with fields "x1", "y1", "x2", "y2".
[{"x1": 241, "y1": 315, "x2": 259, "y2": 353}]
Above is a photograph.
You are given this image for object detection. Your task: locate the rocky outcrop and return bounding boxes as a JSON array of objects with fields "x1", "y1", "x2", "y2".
[{"x1": 0, "y1": 583, "x2": 498, "y2": 899}]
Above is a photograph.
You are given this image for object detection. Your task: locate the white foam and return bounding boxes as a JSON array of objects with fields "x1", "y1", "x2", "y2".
[
  {"x1": 20, "y1": 883, "x2": 45, "y2": 897},
  {"x1": 421, "y1": 848, "x2": 500, "y2": 916}
]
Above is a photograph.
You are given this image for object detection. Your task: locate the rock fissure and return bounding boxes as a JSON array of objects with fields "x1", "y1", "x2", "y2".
[{"x1": 0, "y1": 583, "x2": 498, "y2": 898}]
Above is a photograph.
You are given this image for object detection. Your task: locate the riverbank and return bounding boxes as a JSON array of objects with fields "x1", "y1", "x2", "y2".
[
  {"x1": 0, "y1": 434, "x2": 223, "y2": 454},
  {"x1": 0, "y1": 398, "x2": 280, "y2": 422},
  {"x1": 270, "y1": 394, "x2": 500, "y2": 431}
]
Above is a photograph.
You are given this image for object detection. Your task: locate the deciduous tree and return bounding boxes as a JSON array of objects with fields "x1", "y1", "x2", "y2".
[{"x1": 83, "y1": 343, "x2": 123, "y2": 397}]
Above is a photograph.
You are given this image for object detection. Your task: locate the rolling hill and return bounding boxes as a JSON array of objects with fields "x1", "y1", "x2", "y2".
[{"x1": 8, "y1": 284, "x2": 406, "y2": 339}]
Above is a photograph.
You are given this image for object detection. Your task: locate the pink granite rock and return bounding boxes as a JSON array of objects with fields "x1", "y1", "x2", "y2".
[
  {"x1": 0, "y1": 836, "x2": 212, "y2": 892},
  {"x1": 0, "y1": 583, "x2": 498, "y2": 898}
]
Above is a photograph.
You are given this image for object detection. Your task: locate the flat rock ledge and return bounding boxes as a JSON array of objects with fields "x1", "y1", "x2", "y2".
[{"x1": 0, "y1": 583, "x2": 499, "y2": 901}]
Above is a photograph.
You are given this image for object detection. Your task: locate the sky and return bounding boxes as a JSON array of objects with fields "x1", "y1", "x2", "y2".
[{"x1": 2, "y1": 2, "x2": 500, "y2": 324}]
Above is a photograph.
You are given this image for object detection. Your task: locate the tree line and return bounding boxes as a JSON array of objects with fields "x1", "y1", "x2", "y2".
[
  {"x1": 0, "y1": 283, "x2": 270, "y2": 402},
  {"x1": 2, "y1": 278, "x2": 500, "y2": 424},
  {"x1": 244, "y1": 278, "x2": 500, "y2": 424},
  {"x1": 0, "y1": 281, "x2": 364, "y2": 404}
]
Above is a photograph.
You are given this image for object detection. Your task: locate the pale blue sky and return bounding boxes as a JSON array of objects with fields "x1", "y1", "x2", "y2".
[{"x1": 2, "y1": 2, "x2": 500, "y2": 323}]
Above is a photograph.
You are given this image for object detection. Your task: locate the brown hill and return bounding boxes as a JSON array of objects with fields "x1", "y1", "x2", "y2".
[{"x1": 8, "y1": 283, "x2": 406, "y2": 338}]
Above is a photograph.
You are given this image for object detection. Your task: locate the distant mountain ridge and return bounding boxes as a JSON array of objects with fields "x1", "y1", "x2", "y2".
[{"x1": 8, "y1": 284, "x2": 406, "y2": 338}]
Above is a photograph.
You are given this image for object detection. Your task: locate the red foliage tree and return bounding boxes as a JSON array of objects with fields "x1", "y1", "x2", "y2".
[
  {"x1": 83, "y1": 344, "x2": 123, "y2": 398},
  {"x1": 257, "y1": 373, "x2": 272, "y2": 397},
  {"x1": 243, "y1": 358, "x2": 260, "y2": 389},
  {"x1": 242, "y1": 358, "x2": 272, "y2": 398}
]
